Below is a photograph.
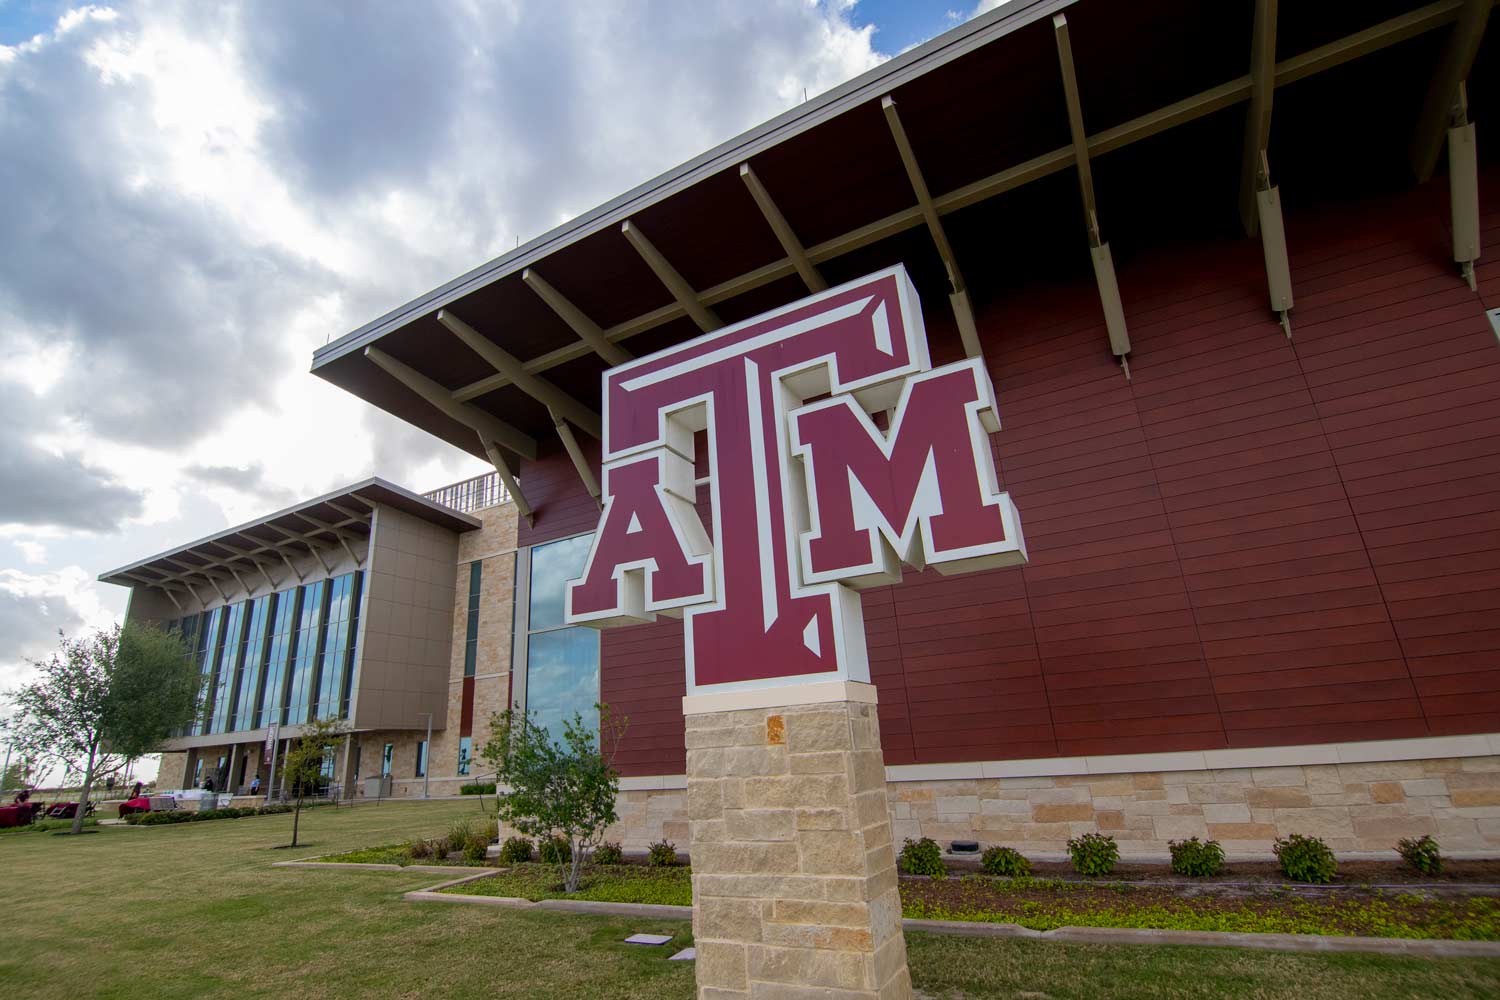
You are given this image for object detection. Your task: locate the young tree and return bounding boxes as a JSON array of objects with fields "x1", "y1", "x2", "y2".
[
  {"x1": 1, "y1": 757, "x2": 36, "y2": 792},
  {"x1": 3, "y1": 624, "x2": 200, "y2": 834},
  {"x1": 279, "y1": 717, "x2": 346, "y2": 848},
  {"x1": 481, "y1": 704, "x2": 624, "y2": 893}
]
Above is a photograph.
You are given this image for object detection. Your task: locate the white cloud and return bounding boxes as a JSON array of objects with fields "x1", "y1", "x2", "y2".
[{"x1": 0, "y1": 0, "x2": 890, "y2": 677}]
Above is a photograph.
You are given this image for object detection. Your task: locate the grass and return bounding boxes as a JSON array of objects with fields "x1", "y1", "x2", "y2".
[
  {"x1": 0, "y1": 801, "x2": 1494, "y2": 999},
  {"x1": 445, "y1": 863, "x2": 693, "y2": 905},
  {"x1": 0, "y1": 817, "x2": 98, "y2": 835}
]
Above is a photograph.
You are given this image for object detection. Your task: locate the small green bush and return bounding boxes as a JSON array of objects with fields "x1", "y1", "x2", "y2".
[
  {"x1": 1397, "y1": 834, "x2": 1443, "y2": 876},
  {"x1": 459, "y1": 782, "x2": 497, "y2": 795},
  {"x1": 647, "y1": 839, "x2": 679, "y2": 867},
  {"x1": 1067, "y1": 832, "x2": 1119, "y2": 877},
  {"x1": 980, "y1": 845, "x2": 1031, "y2": 877},
  {"x1": 1169, "y1": 837, "x2": 1225, "y2": 877},
  {"x1": 539, "y1": 835, "x2": 572, "y2": 864},
  {"x1": 447, "y1": 818, "x2": 475, "y2": 851},
  {"x1": 1274, "y1": 833, "x2": 1337, "y2": 884},
  {"x1": 899, "y1": 837, "x2": 947, "y2": 878},
  {"x1": 406, "y1": 837, "x2": 434, "y2": 860},
  {"x1": 462, "y1": 832, "x2": 490, "y2": 864},
  {"x1": 593, "y1": 840, "x2": 624, "y2": 865},
  {"x1": 498, "y1": 836, "x2": 533, "y2": 864}
]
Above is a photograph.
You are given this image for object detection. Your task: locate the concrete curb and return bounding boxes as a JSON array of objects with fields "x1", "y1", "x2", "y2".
[
  {"x1": 536, "y1": 899, "x2": 694, "y2": 920},
  {"x1": 273, "y1": 860, "x2": 494, "y2": 875},
  {"x1": 1035, "y1": 925, "x2": 1500, "y2": 958}
]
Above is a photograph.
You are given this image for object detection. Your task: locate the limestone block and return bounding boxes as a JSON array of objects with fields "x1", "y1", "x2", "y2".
[{"x1": 1200, "y1": 803, "x2": 1251, "y2": 824}]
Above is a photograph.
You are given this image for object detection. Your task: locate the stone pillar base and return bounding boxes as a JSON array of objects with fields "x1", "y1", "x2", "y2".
[{"x1": 685, "y1": 684, "x2": 913, "y2": 999}]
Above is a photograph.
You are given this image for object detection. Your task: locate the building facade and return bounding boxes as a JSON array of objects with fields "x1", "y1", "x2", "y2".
[{"x1": 108, "y1": 1, "x2": 1500, "y2": 856}]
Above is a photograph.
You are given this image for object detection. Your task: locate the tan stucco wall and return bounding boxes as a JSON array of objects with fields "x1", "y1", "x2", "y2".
[{"x1": 351, "y1": 504, "x2": 461, "y2": 732}]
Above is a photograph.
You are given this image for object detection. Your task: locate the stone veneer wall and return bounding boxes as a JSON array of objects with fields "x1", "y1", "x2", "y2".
[{"x1": 601, "y1": 755, "x2": 1500, "y2": 857}]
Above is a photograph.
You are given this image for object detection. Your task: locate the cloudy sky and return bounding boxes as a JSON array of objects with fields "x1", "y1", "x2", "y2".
[{"x1": 0, "y1": 0, "x2": 995, "y2": 729}]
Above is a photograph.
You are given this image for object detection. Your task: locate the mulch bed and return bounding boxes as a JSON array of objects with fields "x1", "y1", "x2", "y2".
[
  {"x1": 938, "y1": 856, "x2": 1500, "y2": 886},
  {"x1": 901, "y1": 875, "x2": 1500, "y2": 938}
]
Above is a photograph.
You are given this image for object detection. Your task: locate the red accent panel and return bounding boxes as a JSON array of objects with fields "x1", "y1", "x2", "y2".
[
  {"x1": 459, "y1": 677, "x2": 475, "y2": 738},
  {"x1": 524, "y1": 169, "x2": 1500, "y2": 776}
]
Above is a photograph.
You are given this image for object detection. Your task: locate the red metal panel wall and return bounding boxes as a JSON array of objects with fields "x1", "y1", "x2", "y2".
[{"x1": 516, "y1": 173, "x2": 1500, "y2": 775}]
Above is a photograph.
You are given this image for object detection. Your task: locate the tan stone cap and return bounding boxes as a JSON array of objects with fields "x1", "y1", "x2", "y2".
[{"x1": 683, "y1": 680, "x2": 878, "y2": 716}]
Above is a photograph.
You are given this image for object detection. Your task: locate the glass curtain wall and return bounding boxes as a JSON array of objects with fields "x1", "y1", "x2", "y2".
[
  {"x1": 258, "y1": 589, "x2": 298, "y2": 727},
  {"x1": 522, "y1": 534, "x2": 600, "y2": 741},
  {"x1": 284, "y1": 580, "x2": 326, "y2": 725},
  {"x1": 208, "y1": 602, "x2": 247, "y2": 735},
  {"x1": 161, "y1": 569, "x2": 364, "y2": 736},
  {"x1": 230, "y1": 596, "x2": 273, "y2": 731},
  {"x1": 192, "y1": 607, "x2": 224, "y2": 736},
  {"x1": 314, "y1": 571, "x2": 363, "y2": 721}
]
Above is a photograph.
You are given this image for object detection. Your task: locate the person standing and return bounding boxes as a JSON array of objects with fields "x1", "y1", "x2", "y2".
[{"x1": 250, "y1": 775, "x2": 261, "y2": 795}]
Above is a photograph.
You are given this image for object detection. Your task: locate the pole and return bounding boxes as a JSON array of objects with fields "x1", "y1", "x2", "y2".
[
  {"x1": 265, "y1": 738, "x2": 280, "y2": 806},
  {"x1": 421, "y1": 713, "x2": 433, "y2": 800}
]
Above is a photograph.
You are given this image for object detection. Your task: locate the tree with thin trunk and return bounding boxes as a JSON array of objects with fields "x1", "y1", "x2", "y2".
[
  {"x1": 279, "y1": 717, "x2": 345, "y2": 848},
  {"x1": 481, "y1": 704, "x2": 624, "y2": 893},
  {"x1": 2, "y1": 624, "x2": 200, "y2": 834}
]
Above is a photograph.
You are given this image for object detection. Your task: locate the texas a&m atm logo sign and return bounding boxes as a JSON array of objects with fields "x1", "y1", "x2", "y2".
[{"x1": 565, "y1": 265, "x2": 1026, "y2": 694}]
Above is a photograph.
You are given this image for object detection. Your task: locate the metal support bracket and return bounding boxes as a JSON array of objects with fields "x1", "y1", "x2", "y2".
[
  {"x1": 1253, "y1": 151, "x2": 1295, "y2": 339},
  {"x1": 1448, "y1": 88, "x2": 1480, "y2": 292}
]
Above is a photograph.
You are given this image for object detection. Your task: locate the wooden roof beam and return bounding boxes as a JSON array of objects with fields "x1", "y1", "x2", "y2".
[
  {"x1": 443, "y1": 1, "x2": 1477, "y2": 402},
  {"x1": 521, "y1": 268, "x2": 633, "y2": 367},
  {"x1": 480, "y1": 435, "x2": 532, "y2": 526},
  {"x1": 365, "y1": 345, "x2": 538, "y2": 460},
  {"x1": 881, "y1": 95, "x2": 983, "y2": 360},
  {"x1": 739, "y1": 163, "x2": 827, "y2": 294},
  {"x1": 1412, "y1": 0, "x2": 1491, "y2": 182},
  {"x1": 1054, "y1": 12, "x2": 1131, "y2": 371},
  {"x1": 437, "y1": 307, "x2": 602, "y2": 438},
  {"x1": 1239, "y1": 0, "x2": 1279, "y2": 236},
  {"x1": 621, "y1": 219, "x2": 722, "y2": 333}
]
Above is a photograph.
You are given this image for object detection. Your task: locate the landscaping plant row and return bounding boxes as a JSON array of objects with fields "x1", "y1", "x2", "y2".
[
  {"x1": 898, "y1": 832, "x2": 1449, "y2": 883},
  {"x1": 124, "y1": 802, "x2": 333, "y2": 825}
]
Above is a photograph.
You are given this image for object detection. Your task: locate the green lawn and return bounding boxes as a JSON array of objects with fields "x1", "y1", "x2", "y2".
[{"x1": 0, "y1": 801, "x2": 1495, "y2": 999}]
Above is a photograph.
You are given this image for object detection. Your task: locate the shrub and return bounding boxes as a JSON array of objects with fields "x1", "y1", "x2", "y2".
[
  {"x1": 498, "y1": 836, "x2": 533, "y2": 864},
  {"x1": 1275, "y1": 833, "x2": 1337, "y2": 884},
  {"x1": 647, "y1": 839, "x2": 679, "y2": 867},
  {"x1": 980, "y1": 845, "x2": 1031, "y2": 877},
  {"x1": 447, "y1": 818, "x2": 475, "y2": 852},
  {"x1": 1067, "y1": 832, "x2": 1119, "y2": 876},
  {"x1": 406, "y1": 837, "x2": 434, "y2": 860},
  {"x1": 540, "y1": 835, "x2": 573, "y2": 864},
  {"x1": 462, "y1": 832, "x2": 490, "y2": 864},
  {"x1": 899, "y1": 837, "x2": 947, "y2": 878},
  {"x1": 460, "y1": 782, "x2": 497, "y2": 795},
  {"x1": 1397, "y1": 834, "x2": 1443, "y2": 876},
  {"x1": 593, "y1": 840, "x2": 624, "y2": 865},
  {"x1": 1169, "y1": 837, "x2": 1225, "y2": 877}
]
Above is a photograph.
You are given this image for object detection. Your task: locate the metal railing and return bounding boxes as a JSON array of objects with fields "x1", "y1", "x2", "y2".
[{"x1": 422, "y1": 471, "x2": 511, "y2": 514}]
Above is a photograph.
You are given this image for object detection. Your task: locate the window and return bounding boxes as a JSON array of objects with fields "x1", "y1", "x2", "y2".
[
  {"x1": 231, "y1": 595, "x2": 273, "y2": 732},
  {"x1": 258, "y1": 588, "x2": 299, "y2": 727},
  {"x1": 415, "y1": 740, "x2": 428, "y2": 778},
  {"x1": 192, "y1": 607, "x2": 224, "y2": 736},
  {"x1": 457, "y1": 736, "x2": 472, "y2": 776},
  {"x1": 464, "y1": 561, "x2": 482, "y2": 676},
  {"x1": 517, "y1": 534, "x2": 600, "y2": 742},
  {"x1": 314, "y1": 571, "x2": 363, "y2": 721},
  {"x1": 285, "y1": 580, "x2": 326, "y2": 725},
  {"x1": 381, "y1": 742, "x2": 394, "y2": 777}
]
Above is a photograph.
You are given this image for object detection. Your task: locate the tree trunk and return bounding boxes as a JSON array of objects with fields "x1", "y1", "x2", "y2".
[
  {"x1": 565, "y1": 837, "x2": 585, "y2": 893},
  {"x1": 71, "y1": 740, "x2": 98, "y2": 836},
  {"x1": 291, "y1": 792, "x2": 303, "y2": 848}
]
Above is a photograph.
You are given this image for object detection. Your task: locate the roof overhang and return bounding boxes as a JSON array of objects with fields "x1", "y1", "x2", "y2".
[
  {"x1": 311, "y1": 0, "x2": 1496, "y2": 494},
  {"x1": 98, "y1": 477, "x2": 481, "y2": 597}
]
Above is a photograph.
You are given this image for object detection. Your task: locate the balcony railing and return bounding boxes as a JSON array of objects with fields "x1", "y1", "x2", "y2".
[{"x1": 423, "y1": 471, "x2": 511, "y2": 514}]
